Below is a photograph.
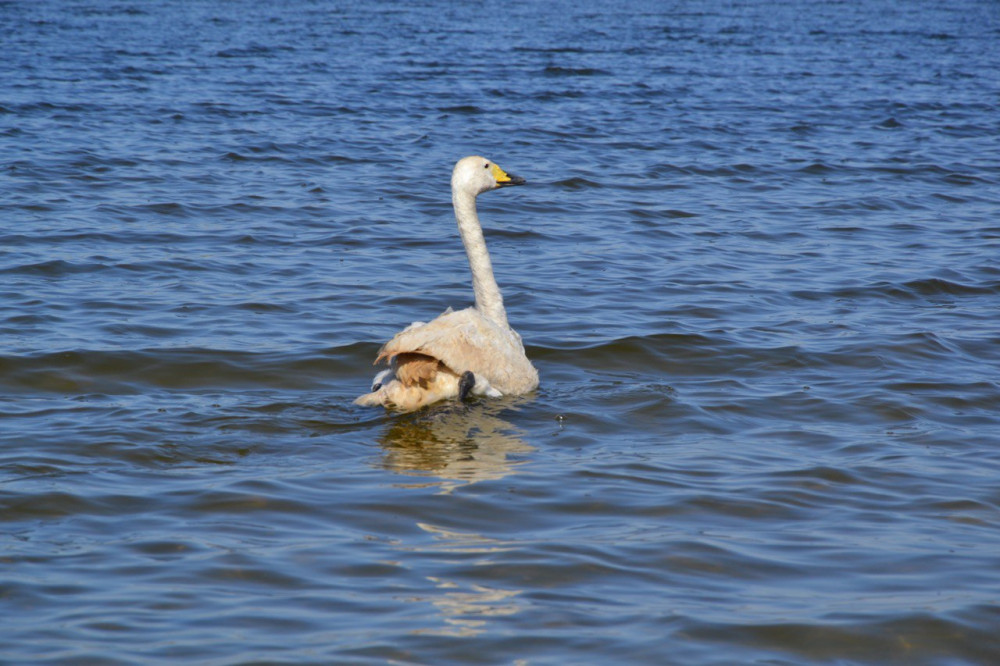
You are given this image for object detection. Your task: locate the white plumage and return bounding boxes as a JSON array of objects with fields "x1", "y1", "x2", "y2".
[{"x1": 355, "y1": 156, "x2": 538, "y2": 411}]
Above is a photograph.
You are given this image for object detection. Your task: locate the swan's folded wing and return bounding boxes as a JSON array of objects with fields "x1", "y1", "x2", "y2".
[{"x1": 375, "y1": 308, "x2": 497, "y2": 376}]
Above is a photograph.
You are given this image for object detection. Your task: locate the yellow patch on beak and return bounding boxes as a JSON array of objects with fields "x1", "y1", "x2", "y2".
[
  {"x1": 491, "y1": 162, "x2": 513, "y2": 183},
  {"x1": 490, "y1": 162, "x2": 526, "y2": 187}
]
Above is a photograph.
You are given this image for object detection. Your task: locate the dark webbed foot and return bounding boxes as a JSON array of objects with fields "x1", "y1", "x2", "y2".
[{"x1": 458, "y1": 371, "x2": 475, "y2": 401}]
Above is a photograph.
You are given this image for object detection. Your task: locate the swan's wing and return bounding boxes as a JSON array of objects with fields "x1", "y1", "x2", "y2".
[
  {"x1": 376, "y1": 308, "x2": 495, "y2": 376},
  {"x1": 376, "y1": 307, "x2": 538, "y2": 395}
]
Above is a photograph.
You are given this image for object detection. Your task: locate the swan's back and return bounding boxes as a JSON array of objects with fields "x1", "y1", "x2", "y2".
[{"x1": 377, "y1": 307, "x2": 538, "y2": 396}]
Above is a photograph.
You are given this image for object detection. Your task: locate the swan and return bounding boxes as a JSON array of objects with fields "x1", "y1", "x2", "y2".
[{"x1": 355, "y1": 155, "x2": 539, "y2": 411}]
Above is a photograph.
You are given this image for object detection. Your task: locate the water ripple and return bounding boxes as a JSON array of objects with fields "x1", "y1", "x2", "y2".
[{"x1": 3, "y1": 0, "x2": 1000, "y2": 663}]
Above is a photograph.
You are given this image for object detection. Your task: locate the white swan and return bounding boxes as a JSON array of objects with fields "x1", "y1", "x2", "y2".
[{"x1": 355, "y1": 156, "x2": 539, "y2": 411}]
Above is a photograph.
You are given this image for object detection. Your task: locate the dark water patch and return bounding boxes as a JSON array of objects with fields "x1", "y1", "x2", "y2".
[
  {"x1": 220, "y1": 142, "x2": 319, "y2": 164},
  {"x1": 688, "y1": 611, "x2": 1000, "y2": 664},
  {"x1": 678, "y1": 163, "x2": 765, "y2": 178},
  {"x1": 904, "y1": 277, "x2": 1000, "y2": 297},
  {"x1": 931, "y1": 192, "x2": 968, "y2": 204},
  {"x1": 116, "y1": 258, "x2": 231, "y2": 275},
  {"x1": 231, "y1": 301, "x2": 298, "y2": 314},
  {"x1": 0, "y1": 259, "x2": 109, "y2": 277},
  {"x1": 437, "y1": 104, "x2": 482, "y2": 114},
  {"x1": 487, "y1": 227, "x2": 550, "y2": 242},
  {"x1": 514, "y1": 46, "x2": 588, "y2": 54},
  {"x1": 0, "y1": 348, "x2": 365, "y2": 395},
  {"x1": 2, "y1": 489, "x2": 157, "y2": 522},
  {"x1": 120, "y1": 202, "x2": 188, "y2": 218},
  {"x1": 943, "y1": 171, "x2": 990, "y2": 186},
  {"x1": 794, "y1": 277, "x2": 1000, "y2": 303},
  {"x1": 552, "y1": 177, "x2": 603, "y2": 190},
  {"x1": 799, "y1": 162, "x2": 836, "y2": 175},
  {"x1": 883, "y1": 380, "x2": 1000, "y2": 416},
  {"x1": 543, "y1": 66, "x2": 611, "y2": 77},
  {"x1": 629, "y1": 207, "x2": 698, "y2": 221},
  {"x1": 214, "y1": 44, "x2": 295, "y2": 59}
]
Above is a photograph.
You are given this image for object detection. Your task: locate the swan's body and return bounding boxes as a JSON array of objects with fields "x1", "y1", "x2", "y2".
[{"x1": 355, "y1": 156, "x2": 538, "y2": 411}]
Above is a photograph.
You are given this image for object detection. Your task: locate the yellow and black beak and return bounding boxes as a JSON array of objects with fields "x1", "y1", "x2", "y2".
[{"x1": 491, "y1": 163, "x2": 526, "y2": 187}]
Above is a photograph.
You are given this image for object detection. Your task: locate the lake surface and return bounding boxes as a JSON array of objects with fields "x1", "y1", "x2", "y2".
[{"x1": 3, "y1": 0, "x2": 1000, "y2": 663}]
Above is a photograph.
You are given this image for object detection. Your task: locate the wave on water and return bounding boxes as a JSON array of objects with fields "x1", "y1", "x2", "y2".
[{"x1": 0, "y1": 346, "x2": 371, "y2": 394}]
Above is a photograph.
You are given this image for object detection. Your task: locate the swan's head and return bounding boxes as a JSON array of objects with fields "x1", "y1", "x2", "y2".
[{"x1": 452, "y1": 155, "x2": 526, "y2": 197}]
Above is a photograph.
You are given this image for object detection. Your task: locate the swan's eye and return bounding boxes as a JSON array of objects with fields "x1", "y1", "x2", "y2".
[{"x1": 484, "y1": 163, "x2": 490, "y2": 169}]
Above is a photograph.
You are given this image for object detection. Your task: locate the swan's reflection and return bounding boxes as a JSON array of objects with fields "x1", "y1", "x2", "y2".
[
  {"x1": 376, "y1": 401, "x2": 534, "y2": 493},
  {"x1": 406, "y1": 522, "x2": 524, "y2": 638},
  {"x1": 377, "y1": 402, "x2": 533, "y2": 636}
]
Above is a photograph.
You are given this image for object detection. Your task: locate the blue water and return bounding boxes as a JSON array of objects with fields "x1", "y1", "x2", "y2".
[{"x1": 3, "y1": 1, "x2": 1000, "y2": 664}]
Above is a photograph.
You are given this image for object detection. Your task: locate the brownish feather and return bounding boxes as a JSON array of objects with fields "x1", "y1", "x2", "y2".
[{"x1": 393, "y1": 353, "x2": 447, "y2": 388}]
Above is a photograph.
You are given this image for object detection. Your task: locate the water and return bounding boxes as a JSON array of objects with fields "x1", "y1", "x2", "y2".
[{"x1": 3, "y1": 0, "x2": 1000, "y2": 663}]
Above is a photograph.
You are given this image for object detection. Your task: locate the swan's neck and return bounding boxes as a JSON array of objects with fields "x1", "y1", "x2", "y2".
[{"x1": 453, "y1": 188, "x2": 509, "y2": 328}]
